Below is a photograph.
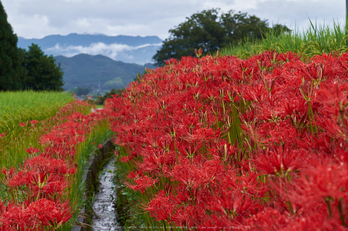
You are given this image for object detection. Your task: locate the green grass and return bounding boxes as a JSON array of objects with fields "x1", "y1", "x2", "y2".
[
  {"x1": 0, "y1": 91, "x2": 73, "y2": 133},
  {"x1": 0, "y1": 91, "x2": 75, "y2": 170},
  {"x1": 59, "y1": 120, "x2": 114, "y2": 230},
  {"x1": 219, "y1": 20, "x2": 348, "y2": 59}
]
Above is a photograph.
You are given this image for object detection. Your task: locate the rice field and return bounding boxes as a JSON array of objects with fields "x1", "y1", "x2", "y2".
[
  {"x1": 0, "y1": 91, "x2": 73, "y2": 133},
  {"x1": 0, "y1": 91, "x2": 75, "y2": 170}
]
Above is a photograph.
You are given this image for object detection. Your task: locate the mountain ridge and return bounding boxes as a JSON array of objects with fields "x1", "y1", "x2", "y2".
[
  {"x1": 18, "y1": 33, "x2": 163, "y2": 64},
  {"x1": 55, "y1": 53, "x2": 155, "y2": 91}
]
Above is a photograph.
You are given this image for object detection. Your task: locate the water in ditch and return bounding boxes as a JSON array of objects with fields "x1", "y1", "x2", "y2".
[{"x1": 91, "y1": 158, "x2": 122, "y2": 230}]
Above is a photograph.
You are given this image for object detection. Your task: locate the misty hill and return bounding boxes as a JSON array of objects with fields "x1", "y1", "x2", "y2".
[
  {"x1": 18, "y1": 33, "x2": 163, "y2": 64},
  {"x1": 55, "y1": 54, "x2": 155, "y2": 91}
]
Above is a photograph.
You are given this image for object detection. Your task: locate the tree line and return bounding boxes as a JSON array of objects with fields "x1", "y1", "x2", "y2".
[
  {"x1": 0, "y1": 1, "x2": 63, "y2": 91},
  {"x1": 153, "y1": 8, "x2": 290, "y2": 66}
]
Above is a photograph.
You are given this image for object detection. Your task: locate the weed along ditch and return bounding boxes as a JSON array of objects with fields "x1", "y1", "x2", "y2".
[{"x1": 72, "y1": 140, "x2": 121, "y2": 231}]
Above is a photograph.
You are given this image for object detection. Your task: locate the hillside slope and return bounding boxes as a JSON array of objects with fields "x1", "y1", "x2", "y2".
[{"x1": 55, "y1": 54, "x2": 155, "y2": 90}]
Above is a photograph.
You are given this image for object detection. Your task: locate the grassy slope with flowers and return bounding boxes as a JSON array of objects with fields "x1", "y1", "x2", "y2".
[
  {"x1": 220, "y1": 21, "x2": 348, "y2": 61},
  {"x1": 0, "y1": 98, "x2": 113, "y2": 230},
  {"x1": 105, "y1": 49, "x2": 348, "y2": 230}
]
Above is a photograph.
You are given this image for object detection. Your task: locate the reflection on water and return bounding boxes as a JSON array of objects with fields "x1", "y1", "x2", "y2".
[{"x1": 92, "y1": 158, "x2": 122, "y2": 231}]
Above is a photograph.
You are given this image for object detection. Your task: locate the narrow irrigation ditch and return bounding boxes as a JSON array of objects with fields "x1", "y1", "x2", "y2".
[
  {"x1": 91, "y1": 157, "x2": 121, "y2": 230},
  {"x1": 71, "y1": 140, "x2": 121, "y2": 231}
]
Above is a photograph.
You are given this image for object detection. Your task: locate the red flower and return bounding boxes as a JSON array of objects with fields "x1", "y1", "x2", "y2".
[
  {"x1": 27, "y1": 199, "x2": 73, "y2": 227},
  {"x1": 146, "y1": 190, "x2": 175, "y2": 221},
  {"x1": 19, "y1": 122, "x2": 27, "y2": 127},
  {"x1": 124, "y1": 175, "x2": 158, "y2": 193},
  {"x1": 30, "y1": 120, "x2": 39, "y2": 125},
  {"x1": 254, "y1": 145, "x2": 307, "y2": 176},
  {"x1": 26, "y1": 147, "x2": 40, "y2": 155}
]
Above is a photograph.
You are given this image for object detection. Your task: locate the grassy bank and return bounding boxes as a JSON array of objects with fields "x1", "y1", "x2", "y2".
[
  {"x1": 61, "y1": 120, "x2": 113, "y2": 230},
  {"x1": 220, "y1": 20, "x2": 348, "y2": 59}
]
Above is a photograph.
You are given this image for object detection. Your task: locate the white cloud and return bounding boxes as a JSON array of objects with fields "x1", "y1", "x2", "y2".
[{"x1": 46, "y1": 42, "x2": 162, "y2": 61}]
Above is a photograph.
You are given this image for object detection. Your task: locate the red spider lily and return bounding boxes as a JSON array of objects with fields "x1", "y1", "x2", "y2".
[
  {"x1": 0, "y1": 133, "x2": 6, "y2": 138},
  {"x1": 169, "y1": 161, "x2": 204, "y2": 190},
  {"x1": 26, "y1": 199, "x2": 72, "y2": 228},
  {"x1": 254, "y1": 145, "x2": 308, "y2": 177},
  {"x1": 241, "y1": 207, "x2": 289, "y2": 230},
  {"x1": 145, "y1": 190, "x2": 175, "y2": 221},
  {"x1": 29, "y1": 120, "x2": 39, "y2": 125},
  {"x1": 26, "y1": 147, "x2": 40, "y2": 155},
  {"x1": 19, "y1": 122, "x2": 27, "y2": 127},
  {"x1": 195, "y1": 48, "x2": 203, "y2": 57},
  {"x1": 124, "y1": 175, "x2": 158, "y2": 193},
  {"x1": 0, "y1": 201, "x2": 41, "y2": 230},
  {"x1": 288, "y1": 163, "x2": 348, "y2": 209},
  {"x1": 105, "y1": 51, "x2": 348, "y2": 230}
]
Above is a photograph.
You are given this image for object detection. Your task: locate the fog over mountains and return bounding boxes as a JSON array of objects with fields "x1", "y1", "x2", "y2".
[{"x1": 17, "y1": 33, "x2": 163, "y2": 65}]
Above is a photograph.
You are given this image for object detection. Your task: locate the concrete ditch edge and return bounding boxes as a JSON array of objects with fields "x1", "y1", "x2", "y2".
[{"x1": 71, "y1": 139, "x2": 115, "y2": 231}]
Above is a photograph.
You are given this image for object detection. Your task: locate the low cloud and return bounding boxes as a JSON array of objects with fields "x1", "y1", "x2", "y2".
[{"x1": 46, "y1": 42, "x2": 162, "y2": 64}]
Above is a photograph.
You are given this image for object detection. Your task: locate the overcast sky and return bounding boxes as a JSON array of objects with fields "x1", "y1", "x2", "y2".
[{"x1": 1, "y1": 0, "x2": 346, "y2": 40}]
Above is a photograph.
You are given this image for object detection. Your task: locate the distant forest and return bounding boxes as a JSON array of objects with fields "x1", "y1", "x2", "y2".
[{"x1": 55, "y1": 54, "x2": 155, "y2": 91}]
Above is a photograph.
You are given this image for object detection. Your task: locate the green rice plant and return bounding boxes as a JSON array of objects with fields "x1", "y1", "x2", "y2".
[
  {"x1": 219, "y1": 20, "x2": 348, "y2": 59},
  {"x1": 0, "y1": 91, "x2": 77, "y2": 171},
  {"x1": 0, "y1": 91, "x2": 73, "y2": 133}
]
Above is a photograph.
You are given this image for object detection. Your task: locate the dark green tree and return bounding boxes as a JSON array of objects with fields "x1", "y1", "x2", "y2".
[
  {"x1": 95, "y1": 88, "x2": 124, "y2": 105},
  {"x1": 270, "y1": 24, "x2": 292, "y2": 36},
  {"x1": 75, "y1": 87, "x2": 90, "y2": 96},
  {"x1": 22, "y1": 44, "x2": 64, "y2": 91},
  {"x1": 153, "y1": 8, "x2": 290, "y2": 66},
  {"x1": 0, "y1": 1, "x2": 26, "y2": 90}
]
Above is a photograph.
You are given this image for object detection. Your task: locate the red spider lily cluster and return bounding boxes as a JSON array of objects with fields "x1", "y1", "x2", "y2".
[
  {"x1": 0, "y1": 101, "x2": 108, "y2": 230},
  {"x1": 106, "y1": 51, "x2": 348, "y2": 230}
]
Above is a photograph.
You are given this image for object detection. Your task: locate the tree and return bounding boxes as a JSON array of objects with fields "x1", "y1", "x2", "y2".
[
  {"x1": 153, "y1": 8, "x2": 290, "y2": 66},
  {"x1": 95, "y1": 88, "x2": 124, "y2": 105},
  {"x1": 22, "y1": 44, "x2": 64, "y2": 91},
  {"x1": 0, "y1": 1, "x2": 26, "y2": 90},
  {"x1": 76, "y1": 87, "x2": 90, "y2": 96},
  {"x1": 270, "y1": 24, "x2": 291, "y2": 36}
]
